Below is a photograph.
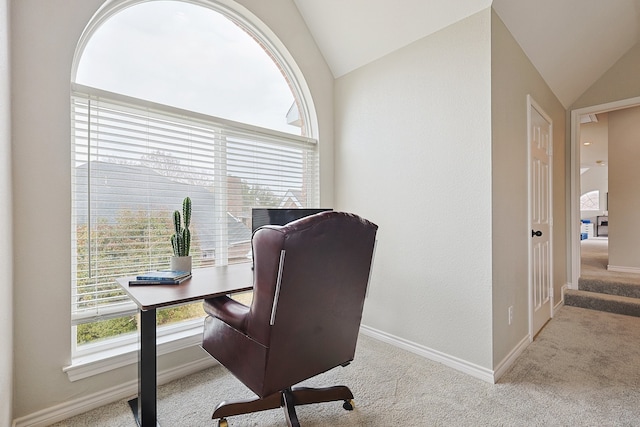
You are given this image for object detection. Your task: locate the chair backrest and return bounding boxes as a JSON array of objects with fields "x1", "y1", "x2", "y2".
[{"x1": 246, "y1": 211, "x2": 378, "y2": 394}]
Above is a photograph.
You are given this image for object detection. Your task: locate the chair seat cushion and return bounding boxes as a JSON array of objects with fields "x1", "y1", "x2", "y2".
[{"x1": 203, "y1": 296, "x2": 250, "y2": 333}]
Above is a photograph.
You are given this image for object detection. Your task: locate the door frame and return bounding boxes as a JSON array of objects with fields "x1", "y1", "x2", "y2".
[
  {"x1": 527, "y1": 95, "x2": 553, "y2": 340},
  {"x1": 569, "y1": 95, "x2": 640, "y2": 289}
]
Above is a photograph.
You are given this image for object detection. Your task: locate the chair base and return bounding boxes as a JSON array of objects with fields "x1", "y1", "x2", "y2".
[{"x1": 212, "y1": 385, "x2": 355, "y2": 427}]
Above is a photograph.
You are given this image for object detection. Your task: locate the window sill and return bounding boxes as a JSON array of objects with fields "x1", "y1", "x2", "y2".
[{"x1": 63, "y1": 322, "x2": 205, "y2": 382}]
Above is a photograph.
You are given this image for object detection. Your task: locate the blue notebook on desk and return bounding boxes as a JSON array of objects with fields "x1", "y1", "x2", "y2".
[{"x1": 129, "y1": 270, "x2": 191, "y2": 285}]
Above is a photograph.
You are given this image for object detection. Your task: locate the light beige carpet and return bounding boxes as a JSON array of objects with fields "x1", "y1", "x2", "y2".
[
  {"x1": 51, "y1": 306, "x2": 640, "y2": 426},
  {"x1": 579, "y1": 238, "x2": 640, "y2": 303},
  {"x1": 581, "y1": 238, "x2": 640, "y2": 286}
]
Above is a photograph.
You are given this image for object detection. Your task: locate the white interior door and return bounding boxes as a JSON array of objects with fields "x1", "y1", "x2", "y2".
[{"x1": 528, "y1": 95, "x2": 553, "y2": 337}]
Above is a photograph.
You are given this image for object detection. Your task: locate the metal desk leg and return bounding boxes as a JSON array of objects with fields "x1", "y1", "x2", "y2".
[{"x1": 129, "y1": 308, "x2": 158, "y2": 426}]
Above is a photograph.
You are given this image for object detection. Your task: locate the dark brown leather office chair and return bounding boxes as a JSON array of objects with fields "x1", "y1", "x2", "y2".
[{"x1": 202, "y1": 211, "x2": 378, "y2": 426}]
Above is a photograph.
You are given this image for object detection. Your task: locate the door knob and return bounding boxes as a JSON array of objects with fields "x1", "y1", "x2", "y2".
[{"x1": 532, "y1": 230, "x2": 542, "y2": 237}]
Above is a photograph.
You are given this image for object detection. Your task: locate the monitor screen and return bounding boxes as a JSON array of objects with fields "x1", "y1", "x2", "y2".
[{"x1": 251, "y1": 208, "x2": 333, "y2": 233}]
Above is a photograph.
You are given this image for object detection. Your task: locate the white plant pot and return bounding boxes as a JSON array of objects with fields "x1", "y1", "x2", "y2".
[{"x1": 170, "y1": 255, "x2": 192, "y2": 273}]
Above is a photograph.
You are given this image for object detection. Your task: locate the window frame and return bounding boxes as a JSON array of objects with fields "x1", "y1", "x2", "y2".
[
  {"x1": 68, "y1": 0, "x2": 319, "y2": 374},
  {"x1": 72, "y1": 0, "x2": 316, "y2": 138},
  {"x1": 70, "y1": 83, "x2": 319, "y2": 355}
]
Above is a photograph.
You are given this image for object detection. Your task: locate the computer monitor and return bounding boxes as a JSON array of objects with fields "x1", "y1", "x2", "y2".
[{"x1": 251, "y1": 208, "x2": 333, "y2": 233}]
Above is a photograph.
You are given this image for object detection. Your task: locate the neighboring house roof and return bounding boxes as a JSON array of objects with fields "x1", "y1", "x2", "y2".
[
  {"x1": 74, "y1": 161, "x2": 251, "y2": 248},
  {"x1": 279, "y1": 189, "x2": 303, "y2": 208}
]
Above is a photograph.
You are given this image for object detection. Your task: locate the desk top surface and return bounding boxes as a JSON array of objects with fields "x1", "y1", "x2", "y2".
[{"x1": 116, "y1": 263, "x2": 253, "y2": 310}]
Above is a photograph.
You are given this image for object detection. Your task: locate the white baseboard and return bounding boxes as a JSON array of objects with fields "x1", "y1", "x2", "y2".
[
  {"x1": 557, "y1": 283, "x2": 569, "y2": 312},
  {"x1": 12, "y1": 355, "x2": 218, "y2": 427},
  {"x1": 608, "y1": 265, "x2": 640, "y2": 274},
  {"x1": 493, "y1": 334, "x2": 530, "y2": 381},
  {"x1": 359, "y1": 324, "x2": 496, "y2": 384},
  {"x1": 16, "y1": 325, "x2": 538, "y2": 426}
]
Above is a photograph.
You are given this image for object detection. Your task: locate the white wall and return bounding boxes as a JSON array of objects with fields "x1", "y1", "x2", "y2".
[
  {"x1": 1, "y1": 0, "x2": 13, "y2": 424},
  {"x1": 608, "y1": 106, "x2": 640, "y2": 270},
  {"x1": 335, "y1": 10, "x2": 494, "y2": 369},
  {"x1": 10, "y1": 0, "x2": 333, "y2": 420},
  {"x1": 571, "y1": 41, "x2": 640, "y2": 275},
  {"x1": 571, "y1": 42, "x2": 640, "y2": 111},
  {"x1": 490, "y1": 10, "x2": 566, "y2": 367}
]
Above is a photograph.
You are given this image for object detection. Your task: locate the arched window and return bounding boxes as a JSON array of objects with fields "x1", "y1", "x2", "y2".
[
  {"x1": 74, "y1": 0, "x2": 309, "y2": 135},
  {"x1": 69, "y1": 0, "x2": 318, "y2": 360},
  {"x1": 580, "y1": 190, "x2": 600, "y2": 210}
]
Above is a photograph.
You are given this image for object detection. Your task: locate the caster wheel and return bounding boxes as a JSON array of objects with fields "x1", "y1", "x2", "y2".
[
  {"x1": 343, "y1": 399, "x2": 354, "y2": 411},
  {"x1": 218, "y1": 418, "x2": 228, "y2": 427}
]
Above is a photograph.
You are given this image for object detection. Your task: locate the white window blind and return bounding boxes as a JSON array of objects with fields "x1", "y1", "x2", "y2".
[{"x1": 71, "y1": 83, "x2": 319, "y2": 325}]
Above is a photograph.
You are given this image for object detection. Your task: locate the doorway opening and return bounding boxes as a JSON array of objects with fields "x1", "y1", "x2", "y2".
[{"x1": 570, "y1": 95, "x2": 640, "y2": 287}]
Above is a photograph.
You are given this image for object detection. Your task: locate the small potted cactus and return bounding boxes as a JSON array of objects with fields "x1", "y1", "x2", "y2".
[{"x1": 170, "y1": 197, "x2": 192, "y2": 272}]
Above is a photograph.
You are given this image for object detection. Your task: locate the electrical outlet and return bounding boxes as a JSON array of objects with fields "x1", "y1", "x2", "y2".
[{"x1": 508, "y1": 306, "x2": 514, "y2": 325}]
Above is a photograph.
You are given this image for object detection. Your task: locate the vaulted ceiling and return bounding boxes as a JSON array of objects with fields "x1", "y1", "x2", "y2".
[{"x1": 293, "y1": 0, "x2": 640, "y2": 108}]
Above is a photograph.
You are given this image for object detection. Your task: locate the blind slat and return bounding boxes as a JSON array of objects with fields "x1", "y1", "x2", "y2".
[{"x1": 71, "y1": 87, "x2": 319, "y2": 323}]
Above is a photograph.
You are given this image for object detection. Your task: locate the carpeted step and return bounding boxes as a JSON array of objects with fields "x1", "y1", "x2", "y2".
[
  {"x1": 578, "y1": 277, "x2": 640, "y2": 298},
  {"x1": 565, "y1": 289, "x2": 640, "y2": 317}
]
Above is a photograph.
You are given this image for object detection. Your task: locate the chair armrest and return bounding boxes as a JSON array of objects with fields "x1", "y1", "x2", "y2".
[{"x1": 203, "y1": 296, "x2": 250, "y2": 333}]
